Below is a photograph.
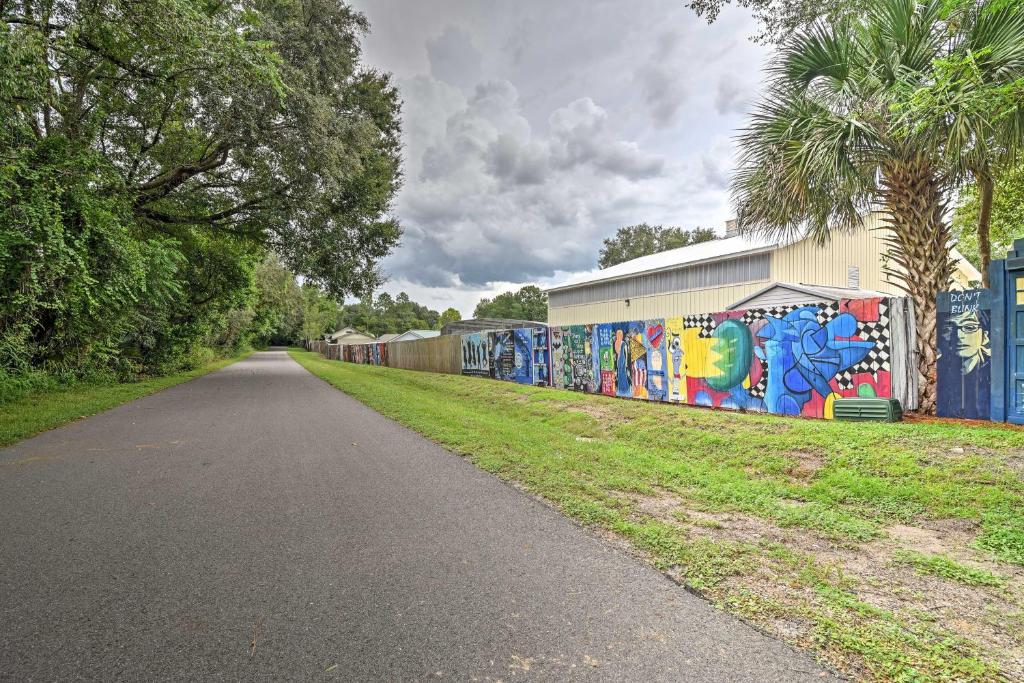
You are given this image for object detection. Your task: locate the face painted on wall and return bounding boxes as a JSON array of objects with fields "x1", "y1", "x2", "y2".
[{"x1": 950, "y1": 309, "x2": 991, "y2": 374}]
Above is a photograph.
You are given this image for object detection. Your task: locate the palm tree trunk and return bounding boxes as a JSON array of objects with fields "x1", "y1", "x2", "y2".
[
  {"x1": 975, "y1": 170, "x2": 993, "y2": 289},
  {"x1": 879, "y1": 158, "x2": 955, "y2": 414}
]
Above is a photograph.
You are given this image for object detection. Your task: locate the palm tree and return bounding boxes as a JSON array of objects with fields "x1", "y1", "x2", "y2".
[{"x1": 732, "y1": 0, "x2": 1024, "y2": 412}]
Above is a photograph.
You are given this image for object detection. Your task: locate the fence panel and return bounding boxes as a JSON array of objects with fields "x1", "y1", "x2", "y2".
[{"x1": 388, "y1": 335, "x2": 462, "y2": 374}]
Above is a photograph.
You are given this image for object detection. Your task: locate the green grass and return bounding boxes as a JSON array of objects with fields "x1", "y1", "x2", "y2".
[
  {"x1": 0, "y1": 350, "x2": 253, "y2": 448},
  {"x1": 892, "y1": 550, "x2": 1006, "y2": 587},
  {"x1": 290, "y1": 350, "x2": 1024, "y2": 681}
]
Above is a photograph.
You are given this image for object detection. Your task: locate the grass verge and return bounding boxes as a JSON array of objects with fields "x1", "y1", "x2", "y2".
[
  {"x1": 0, "y1": 350, "x2": 254, "y2": 448},
  {"x1": 290, "y1": 349, "x2": 1024, "y2": 682}
]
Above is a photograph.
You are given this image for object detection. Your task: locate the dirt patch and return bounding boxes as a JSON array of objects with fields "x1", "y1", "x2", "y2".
[
  {"x1": 568, "y1": 401, "x2": 624, "y2": 422},
  {"x1": 783, "y1": 450, "x2": 825, "y2": 480},
  {"x1": 627, "y1": 488, "x2": 684, "y2": 520},
  {"x1": 1005, "y1": 455, "x2": 1024, "y2": 479},
  {"x1": 618, "y1": 487, "x2": 1024, "y2": 678}
]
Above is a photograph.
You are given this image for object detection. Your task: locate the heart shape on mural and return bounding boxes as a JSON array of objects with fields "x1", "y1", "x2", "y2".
[{"x1": 647, "y1": 324, "x2": 664, "y2": 347}]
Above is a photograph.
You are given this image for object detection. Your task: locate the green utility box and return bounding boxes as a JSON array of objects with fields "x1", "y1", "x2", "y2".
[{"x1": 833, "y1": 397, "x2": 903, "y2": 422}]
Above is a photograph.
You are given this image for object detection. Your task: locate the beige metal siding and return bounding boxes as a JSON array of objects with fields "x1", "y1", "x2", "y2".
[
  {"x1": 770, "y1": 213, "x2": 901, "y2": 293},
  {"x1": 547, "y1": 253, "x2": 770, "y2": 308},
  {"x1": 548, "y1": 213, "x2": 895, "y2": 325},
  {"x1": 546, "y1": 211, "x2": 978, "y2": 326},
  {"x1": 547, "y1": 281, "x2": 770, "y2": 325}
]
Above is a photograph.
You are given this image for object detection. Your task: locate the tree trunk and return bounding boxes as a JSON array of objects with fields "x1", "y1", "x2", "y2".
[
  {"x1": 879, "y1": 157, "x2": 954, "y2": 414},
  {"x1": 975, "y1": 170, "x2": 994, "y2": 289}
]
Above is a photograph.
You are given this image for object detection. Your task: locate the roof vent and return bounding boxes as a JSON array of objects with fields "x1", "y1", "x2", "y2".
[{"x1": 725, "y1": 219, "x2": 741, "y2": 238}]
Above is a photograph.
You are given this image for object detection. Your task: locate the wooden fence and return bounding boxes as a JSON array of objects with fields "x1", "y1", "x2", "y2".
[{"x1": 386, "y1": 335, "x2": 463, "y2": 374}]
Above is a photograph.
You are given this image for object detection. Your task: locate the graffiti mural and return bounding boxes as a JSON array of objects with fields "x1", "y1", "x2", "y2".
[
  {"x1": 531, "y1": 327, "x2": 551, "y2": 386},
  {"x1": 937, "y1": 289, "x2": 992, "y2": 419},
  {"x1": 550, "y1": 327, "x2": 566, "y2": 388},
  {"x1": 680, "y1": 299, "x2": 892, "y2": 418},
  {"x1": 590, "y1": 320, "x2": 668, "y2": 400},
  {"x1": 461, "y1": 332, "x2": 490, "y2": 377},
  {"x1": 487, "y1": 328, "x2": 532, "y2": 384},
  {"x1": 321, "y1": 296, "x2": 904, "y2": 421},
  {"x1": 665, "y1": 317, "x2": 686, "y2": 403},
  {"x1": 645, "y1": 319, "x2": 668, "y2": 401},
  {"x1": 550, "y1": 325, "x2": 595, "y2": 391},
  {"x1": 489, "y1": 330, "x2": 514, "y2": 381}
]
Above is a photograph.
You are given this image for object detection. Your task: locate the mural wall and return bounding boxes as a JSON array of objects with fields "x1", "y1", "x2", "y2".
[
  {"x1": 342, "y1": 343, "x2": 387, "y2": 366},
  {"x1": 550, "y1": 324, "x2": 598, "y2": 393},
  {"x1": 485, "y1": 326, "x2": 549, "y2": 385},
  {"x1": 321, "y1": 296, "x2": 906, "y2": 421},
  {"x1": 937, "y1": 289, "x2": 992, "y2": 419},
  {"x1": 546, "y1": 297, "x2": 897, "y2": 418},
  {"x1": 461, "y1": 332, "x2": 490, "y2": 378}
]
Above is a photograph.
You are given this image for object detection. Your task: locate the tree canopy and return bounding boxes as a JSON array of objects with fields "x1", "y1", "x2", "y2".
[
  {"x1": 686, "y1": 0, "x2": 857, "y2": 43},
  {"x1": 438, "y1": 308, "x2": 462, "y2": 329},
  {"x1": 598, "y1": 224, "x2": 717, "y2": 269},
  {"x1": 1, "y1": 0, "x2": 401, "y2": 376},
  {"x1": 337, "y1": 293, "x2": 444, "y2": 338},
  {"x1": 474, "y1": 286, "x2": 548, "y2": 322},
  {"x1": 953, "y1": 160, "x2": 1024, "y2": 274}
]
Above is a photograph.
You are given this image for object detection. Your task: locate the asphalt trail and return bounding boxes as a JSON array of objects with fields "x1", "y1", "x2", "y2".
[{"x1": 0, "y1": 350, "x2": 837, "y2": 681}]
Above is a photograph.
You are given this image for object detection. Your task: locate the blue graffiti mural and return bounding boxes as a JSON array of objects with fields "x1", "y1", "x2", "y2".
[{"x1": 755, "y1": 307, "x2": 874, "y2": 415}]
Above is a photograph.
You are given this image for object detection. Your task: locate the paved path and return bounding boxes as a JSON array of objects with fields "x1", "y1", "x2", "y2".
[{"x1": 0, "y1": 350, "x2": 836, "y2": 681}]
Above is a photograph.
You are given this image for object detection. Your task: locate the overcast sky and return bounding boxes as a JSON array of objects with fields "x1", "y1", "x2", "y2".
[{"x1": 348, "y1": 0, "x2": 770, "y2": 316}]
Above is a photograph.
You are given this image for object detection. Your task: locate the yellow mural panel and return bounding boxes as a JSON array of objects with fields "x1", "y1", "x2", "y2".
[{"x1": 682, "y1": 328, "x2": 716, "y2": 379}]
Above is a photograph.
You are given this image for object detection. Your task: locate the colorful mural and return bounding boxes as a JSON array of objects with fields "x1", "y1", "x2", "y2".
[
  {"x1": 666, "y1": 317, "x2": 686, "y2": 403},
  {"x1": 937, "y1": 289, "x2": 992, "y2": 419},
  {"x1": 461, "y1": 332, "x2": 490, "y2": 377},
  {"x1": 591, "y1": 320, "x2": 667, "y2": 400},
  {"x1": 532, "y1": 327, "x2": 551, "y2": 386},
  {"x1": 551, "y1": 324, "x2": 598, "y2": 392},
  {"x1": 680, "y1": 300, "x2": 892, "y2": 418},
  {"x1": 324, "y1": 296, "x2": 902, "y2": 421},
  {"x1": 488, "y1": 328, "x2": 535, "y2": 384}
]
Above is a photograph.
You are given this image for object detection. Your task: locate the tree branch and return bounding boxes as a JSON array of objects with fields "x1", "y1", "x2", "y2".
[{"x1": 134, "y1": 144, "x2": 231, "y2": 204}]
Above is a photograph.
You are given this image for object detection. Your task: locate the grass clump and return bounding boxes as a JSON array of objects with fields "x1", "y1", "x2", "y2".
[
  {"x1": 892, "y1": 550, "x2": 1005, "y2": 587},
  {"x1": 0, "y1": 350, "x2": 253, "y2": 448}
]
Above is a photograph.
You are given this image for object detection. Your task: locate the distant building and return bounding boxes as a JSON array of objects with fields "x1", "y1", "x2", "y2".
[
  {"x1": 388, "y1": 329, "x2": 441, "y2": 342},
  {"x1": 440, "y1": 318, "x2": 546, "y2": 336},
  {"x1": 327, "y1": 327, "x2": 376, "y2": 345},
  {"x1": 376, "y1": 333, "x2": 401, "y2": 343},
  {"x1": 544, "y1": 213, "x2": 981, "y2": 325}
]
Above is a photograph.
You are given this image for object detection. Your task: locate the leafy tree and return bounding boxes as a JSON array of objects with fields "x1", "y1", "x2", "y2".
[
  {"x1": 953, "y1": 160, "x2": 1024, "y2": 274},
  {"x1": 336, "y1": 292, "x2": 442, "y2": 338},
  {"x1": 686, "y1": 0, "x2": 857, "y2": 43},
  {"x1": 249, "y1": 255, "x2": 305, "y2": 345},
  {"x1": 438, "y1": 308, "x2": 462, "y2": 330},
  {"x1": 598, "y1": 224, "x2": 717, "y2": 269},
  {"x1": 897, "y1": 1, "x2": 1024, "y2": 286},
  {"x1": 300, "y1": 286, "x2": 341, "y2": 342},
  {"x1": 1, "y1": 0, "x2": 401, "y2": 375},
  {"x1": 474, "y1": 286, "x2": 548, "y2": 322},
  {"x1": 732, "y1": 0, "x2": 1024, "y2": 412}
]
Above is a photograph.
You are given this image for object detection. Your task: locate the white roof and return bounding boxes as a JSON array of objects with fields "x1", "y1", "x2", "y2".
[
  {"x1": 727, "y1": 282, "x2": 896, "y2": 310},
  {"x1": 547, "y1": 233, "x2": 794, "y2": 291},
  {"x1": 390, "y1": 329, "x2": 441, "y2": 342}
]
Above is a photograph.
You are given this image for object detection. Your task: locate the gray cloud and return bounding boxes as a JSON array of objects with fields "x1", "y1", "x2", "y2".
[
  {"x1": 714, "y1": 74, "x2": 752, "y2": 116},
  {"x1": 426, "y1": 25, "x2": 483, "y2": 91},
  {"x1": 636, "y1": 32, "x2": 688, "y2": 127},
  {"x1": 349, "y1": 0, "x2": 770, "y2": 311}
]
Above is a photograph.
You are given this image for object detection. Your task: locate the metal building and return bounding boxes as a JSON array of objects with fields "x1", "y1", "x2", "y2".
[{"x1": 545, "y1": 212, "x2": 981, "y2": 325}]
